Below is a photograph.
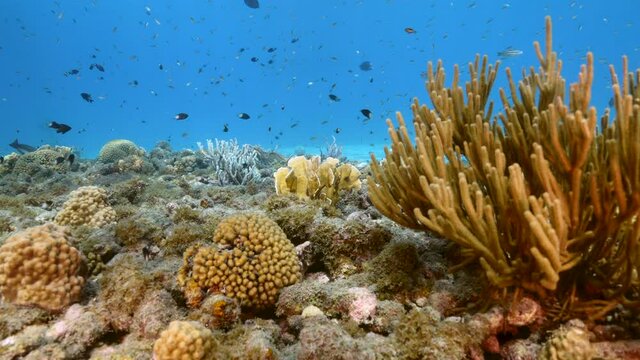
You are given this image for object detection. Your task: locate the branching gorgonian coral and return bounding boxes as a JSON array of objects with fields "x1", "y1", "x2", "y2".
[
  {"x1": 197, "y1": 138, "x2": 261, "y2": 185},
  {"x1": 368, "y1": 16, "x2": 640, "y2": 319}
]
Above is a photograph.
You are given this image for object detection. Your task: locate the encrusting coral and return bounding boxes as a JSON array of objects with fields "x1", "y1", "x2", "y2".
[
  {"x1": 0, "y1": 224, "x2": 85, "y2": 312},
  {"x1": 274, "y1": 155, "x2": 361, "y2": 204},
  {"x1": 368, "y1": 16, "x2": 640, "y2": 319},
  {"x1": 178, "y1": 213, "x2": 301, "y2": 309},
  {"x1": 54, "y1": 186, "x2": 116, "y2": 228},
  {"x1": 152, "y1": 320, "x2": 218, "y2": 360}
]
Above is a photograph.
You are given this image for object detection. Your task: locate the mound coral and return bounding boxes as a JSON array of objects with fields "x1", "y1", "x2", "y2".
[
  {"x1": 0, "y1": 224, "x2": 85, "y2": 311},
  {"x1": 153, "y1": 320, "x2": 218, "y2": 360},
  {"x1": 54, "y1": 186, "x2": 116, "y2": 228},
  {"x1": 274, "y1": 155, "x2": 361, "y2": 204},
  {"x1": 178, "y1": 213, "x2": 301, "y2": 309},
  {"x1": 368, "y1": 16, "x2": 640, "y2": 319},
  {"x1": 97, "y1": 139, "x2": 144, "y2": 164},
  {"x1": 12, "y1": 146, "x2": 73, "y2": 176}
]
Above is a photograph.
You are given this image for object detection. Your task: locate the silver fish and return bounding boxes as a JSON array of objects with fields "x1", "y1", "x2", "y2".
[{"x1": 497, "y1": 48, "x2": 523, "y2": 58}]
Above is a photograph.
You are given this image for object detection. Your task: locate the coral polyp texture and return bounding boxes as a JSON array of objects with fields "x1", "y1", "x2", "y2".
[
  {"x1": 97, "y1": 139, "x2": 145, "y2": 163},
  {"x1": 178, "y1": 213, "x2": 301, "y2": 309},
  {"x1": 0, "y1": 224, "x2": 85, "y2": 311},
  {"x1": 274, "y1": 155, "x2": 362, "y2": 203},
  {"x1": 152, "y1": 320, "x2": 218, "y2": 360},
  {"x1": 368, "y1": 16, "x2": 640, "y2": 319},
  {"x1": 54, "y1": 186, "x2": 117, "y2": 228}
]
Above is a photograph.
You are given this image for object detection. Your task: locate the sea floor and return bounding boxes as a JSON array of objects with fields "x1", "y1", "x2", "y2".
[{"x1": 0, "y1": 141, "x2": 639, "y2": 359}]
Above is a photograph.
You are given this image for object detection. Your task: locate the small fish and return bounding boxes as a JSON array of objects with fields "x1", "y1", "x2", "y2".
[
  {"x1": 335, "y1": 128, "x2": 341, "y2": 134},
  {"x1": 359, "y1": 61, "x2": 373, "y2": 71},
  {"x1": 64, "y1": 69, "x2": 79, "y2": 76},
  {"x1": 80, "y1": 92, "x2": 94, "y2": 102},
  {"x1": 267, "y1": 47, "x2": 276, "y2": 53},
  {"x1": 608, "y1": 97, "x2": 614, "y2": 107},
  {"x1": 56, "y1": 156, "x2": 66, "y2": 164},
  {"x1": 175, "y1": 112, "x2": 189, "y2": 120},
  {"x1": 238, "y1": 112, "x2": 251, "y2": 120},
  {"x1": 9, "y1": 139, "x2": 37, "y2": 154},
  {"x1": 404, "y1": 27, "x2": 416, "y2": 34},
  {"x1": 89, "y1": 63, "x2": 105, "y2": 72},
  {"x1": 0, "y1": 156, "x2": 3, "y2": 164},
  {"x1": 360, "y1": 109, "x2": 372, "y2": 119},
  {"x1": 291, "y1": 37, "x2": 299, "y2": 43},
  {"x1": 497, "y1": 48, "x2": 523, "y2": 58},
  {"x1": 67, "y1": 153, "x2": 75, "y2": 166},
  {"x1": 223, "y1": 123, "x2": 229, "y2": 132},
  {"x1": 329, "y1": 94, "x2": 340, "y2": 102},
  {"x1": 129, "y1": 80, "x2": 139, "y2": 86},
  {"x1": 48, "y1": 121, "x2": 72, "y2": 134},
  {"x1": 251, "y1": 57, "x2": 259, "y2": 62},
  {"x1": 244, "y1": 0, "x2": 259, "y2": 9},
  {"x1": 158, "y1": 64, "x2": 164, "y2": 70}
]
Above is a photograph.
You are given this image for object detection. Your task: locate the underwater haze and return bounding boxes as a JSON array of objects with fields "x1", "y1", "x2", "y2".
[{"x1": 0, "y1": 0, "x2": 638, "y2": 160}]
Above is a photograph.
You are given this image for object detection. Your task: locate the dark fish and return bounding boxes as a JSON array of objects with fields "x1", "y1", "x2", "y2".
[
  {"x1": 129, "y1": 80, "x2": 139, "y2": 86},
  {"x1": 9, "y1": 139, "x2": 37, "y2": 154},
  {"x1": 89, "y1": 63, "x2": 105, "y2": 72},
  {"x1": 291, "y1": 37, "x2": 299, "y2": 43},
  {"x1": 244, "y1": 0, "x2": 259, "y2": 9},
  {"x1": 359, "y1": 61, "x2": 373, "y2": 71},
  {"x1": 64, "y1": 69, "x2": 79, "y2": 76},
  {"x1": 329, "y1": 94, "x2": 340, "y2": 102},
  {"x1": 267, "y1": 47, "x2": 276, "y2": 53},
  {"x1": 68, "y1": 154, "x2": 75, "y2": 166},
  {"x1": 56, "y1": 156, "x2": 65, "y2": 164},
  {"x1": 175, "y1": 112, "x2": 189, "y2": 120},
  {"x1": 608, "y1": 97, "x2": 614, "y2": 107},
  {"x1": 335, "y1": 128, "x2": 341, "y2": 134},
  {"x1": 80, "y1": 92, "x2": 93, "y2": 102},
  {"x1": 361, "y1": 109, "x2": 372, "y2": 119},
  {"x1": 223, "y1": 123, "x2": 229, "y2": 132},
  {"x1": 251, "y1": 57, "x2": 259, "y2": 62},
  {"x1": 48, "y1": 121, "x2": 72, "y2": 134},
  {"x1": 238, "y1": 113, "x2": 251, "y2": 120},
  {"x1": 404, "y1": 27, "x2": 416, "y2": 34},
  {"x1": 158, "y1": 64, "x2": 164, "y2": 70}
]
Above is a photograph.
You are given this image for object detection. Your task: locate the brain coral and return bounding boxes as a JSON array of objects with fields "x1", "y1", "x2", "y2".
[
  {"x1": 0, "y1": 223, "x2": 85, "y2": 311},
  {"x1": 178, "y1": 213, "x2": 301, "y2": 309},
  {"x1": 13, "y1": 146, "x2": 73, "y2": 176},
  {"x1": 54, "y1": 186, "x2": 116, "y2": 228},
  {"x1": 153, "y1": 320, "x2": 218, "y2": 360},
  {"x1": 97, "y1": 139, "x2": 144, "y2": 163}
]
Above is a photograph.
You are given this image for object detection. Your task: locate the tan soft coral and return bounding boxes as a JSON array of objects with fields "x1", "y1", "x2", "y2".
[
  {"x1": 54, "y1": 186, "x2": 116, "y2": 228},
  {"x1": 274, "y1": 155, "x2": 361, "y2": 204},
  {"x1": 178, "y1": 213, "x2": 301, "y2": 309},
  {"x1": 0, "y1": 223, "x2": 85, "y2": 311}
]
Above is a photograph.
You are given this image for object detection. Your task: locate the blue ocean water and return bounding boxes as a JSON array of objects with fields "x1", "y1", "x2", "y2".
[{"x1": 0, "y1": 0, "x2": 638, "y2": 161}]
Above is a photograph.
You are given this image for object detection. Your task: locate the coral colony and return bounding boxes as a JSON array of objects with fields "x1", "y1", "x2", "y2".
[{"x1": 2, "y1": 17, "x2": 640, "y2": 359}]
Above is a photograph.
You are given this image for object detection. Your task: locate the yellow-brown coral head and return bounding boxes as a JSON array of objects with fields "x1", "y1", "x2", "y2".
[
  {"x1": 153, "y1": 320, "x2": 218, "y2": 360},
  {"x1": 0, "y1": 224, "x2": 85, "y2": 312},
  {"x1": 178, "y1": 213, "x2": 301, "y2": 309},
  {"x1": 54, "y1": 186, "x2": 116, "y2": 228}
]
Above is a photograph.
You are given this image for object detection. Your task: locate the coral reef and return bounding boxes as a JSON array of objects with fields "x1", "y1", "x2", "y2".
[
  {"x1": 178, "y1": 213, "x2": 301, "y2": 309},
  {"x1": 274, "y1": 155, "x2": 361, "y2": 204},
  {"x1": 0, "y1": 224, "x2": 85, "y2": 311},
  {"x1": 368, "y1": 16, "x2": 640, "y2": 319},
  {"x1": 54, "y1": 186, "x2": 116, "y2": 228},
  {"x1": 197, "y1": 138, "x2": 261, "y2": 185}
]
